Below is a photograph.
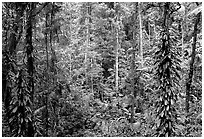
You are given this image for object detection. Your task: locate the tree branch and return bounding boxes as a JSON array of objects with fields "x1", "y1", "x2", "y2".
[{"x1": 32, "y1": 2, "x2": 49, "y2": 17}]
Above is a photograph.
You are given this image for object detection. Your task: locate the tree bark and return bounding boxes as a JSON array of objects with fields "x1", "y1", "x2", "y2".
[
  {"x1": 156, "y1": 2, "x2": 177, "y2": 136},
  {"x1": 148, "y1": 20, "x2": 151, "y2": 48},
  {"x1": 69, "y1": 11, "x2": 72, "y2": 80},
  {"x1": 130, "y1": 2, "x2": 138, "y2": 124},
  {"x1": 138, "y1": 2, "x2": 143, "y2": 67},
  {"x1": 185, "y1": 11, "x2": 201, "y2": 114},
  {"x1": 3, "y1": 3, "x2": 24, "y2": 120},
  {"x1": 50, "y1": 3, "x2": 57, "y2": 84},
  {"x1": 91, "y1": 57, "x2": 94, "y2": 94},
  {"x1": 45, "y1": 7, "x2": 49, "y2": 137},
  {"x1": 115, "y1": 4, "x2": 119, "y2": 96},
  {"x1": 26, "y1": 3, "x2": 35, "y2": 137},
  {"x1": 181, "y1": 3, "x2": 187, "y2": 58},
  {"x1": 85, "y1": 3, "x2": 90, "y2": 81},
  {"x1": 3, "y1": 4, "x2": 25, "y2": 122},
  {"x1": 8, "y1": 3, "x2": 25, "y2": 55},
  {"x1": 70, "y1": 54, "x2": 72, "y2": 80}
]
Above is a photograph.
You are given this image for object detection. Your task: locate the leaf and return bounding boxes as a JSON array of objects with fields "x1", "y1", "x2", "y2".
[
  {"x1": 156, "y1": 118, "x2": 161, "y2": 127},
  {"x1": 133, "y1": 121, "x2": 141, "y2": 129},
  {"x1": 187, "y1": 5, "x2": 202, "y2": 16},
  {"x1": 175, "y1": 124, "x2": 185, "y2": 130},
  {"x1": 169, "y1": 121, "x2": 171, "y2": 129},
  {"x1": 9, "y1": 117, "x2": 14, "y2": 123},
  {"x1": 164, "y1": 100, "x2": 168, "y2": 105},
  {"x1": 12, "y1": 107, "x2": 18, "y2": 113},
  {"x1": 160, "y1": 109, "x2": 164, "y2": 118},
  {"x1": 159, "y1": 96, "x2": 162, "y2": 101},
  {"x1": 21, "y1": 118, "x2": 23, "y2": 123},
  {"x1": 196, "y1": 113, "x2": 202, "y2": 120},
  {"x1": 18, "y1": 128, "x2": 21, "y2": 135},
  {"x1": 34, "y1": 106, "x2": 46, "y2": 115},
  {"x1": 166, "y1": 105, "x2": 169, "y2": 111},
  {"x1": 170, "y1": 99, "x2": 174, "y2": 105},
  {"x1": 165, "y1": 132, "x2": 168, "y2": 137}
]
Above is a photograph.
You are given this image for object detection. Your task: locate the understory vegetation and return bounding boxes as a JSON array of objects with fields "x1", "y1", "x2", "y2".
[{"x1": 2, "y1": 2, "x2": 202, "y2": 137}]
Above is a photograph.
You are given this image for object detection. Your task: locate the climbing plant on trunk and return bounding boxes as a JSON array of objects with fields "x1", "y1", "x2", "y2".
[
  {"x1": 2, "y1": 3, "x2": 26, "y2": 134},
  {"x1": 154, "y1": 2, "x2": 181, "y2": 137}
]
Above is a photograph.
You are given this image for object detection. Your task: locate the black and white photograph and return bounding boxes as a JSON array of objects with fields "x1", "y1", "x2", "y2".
[{"x1": 1, "y1": 1, "x2": 202, "y2": 137}]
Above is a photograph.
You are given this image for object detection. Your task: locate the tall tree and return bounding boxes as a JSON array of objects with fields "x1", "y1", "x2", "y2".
[
  {"x1": 154, "y1": 2, "x2": 181, "y2": 136},
  {"x1": 181, "y1": 3, "x2": 186, "y2": 57},
  {"x1": 85, "y1": 2, "x2": 90, "y2": 84},
  {"x1": 25, "y1": 3, "x2": 35, "y2": 136},
  {"x1": 185, "y1": 4, "x2": 201, "y2": 115},
  {"x1": 45, "y1": 4, "x2": 49, "y2": 136},
  {"x1": 130, "y1": 2, "x2": 138, "y2": 124},
  {"x1": 50, "y1": 3, "x2": 58, "y2": 84},
  {"x1": 2, "y1": 3, "x2": 26, "y2": 135},
  {"x1": 138, "y1": 2, "x2": 143, "y2": 67},
  {"x1": 115, "y1": 2, "x2": 119, "y2": 95}
]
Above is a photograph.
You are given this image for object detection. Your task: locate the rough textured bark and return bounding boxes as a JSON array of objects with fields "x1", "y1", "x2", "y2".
[
  {"x1": 185, "y1": 11, "x2": 201, "y2": 114},
  {"x1": 26, "y1": 3, "x2": 35, "y2": 137}
]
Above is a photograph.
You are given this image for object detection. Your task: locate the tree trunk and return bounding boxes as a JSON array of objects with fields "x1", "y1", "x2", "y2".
[
  {"x1": 91, "y1": 57, "x2": 94, "y2": 94},
  {"x1": 181, "y1": 3, "x2": 187, "y2": 58},
  {"x1": 69, "y1": 11, "x2": 72, "y2": 80},
  {"x1": 50, "y1": 3, "x2": 59, "y2": 135},
  {"x1": 3, "y1": 3, "x2": 24, "y2": 110},
  {"x1": 3, "y1": 4, "x2": 26, "y2": 135},
  {"x1": 85, "y1": 2, "x2": 90, "y2": 84},
  {"x1": 70, "y1": 54, "x2": 72, "y2": 79},
  {"x1": 115, "y1": 4, "x2": 119, "y2": 96},
  {"x1": 130, "y1": 2, "x2": 138, "y2": 124},
  {"x1": 50, "y1": 3, "x2": 57, "y2": 84},
  {"x1": 155, "y1": 2, "x2": 179, "y2": 136},
  {"x1": 138, "y1": 2, "x2": 143, "y2": 67},
  {"x1": 26, "y1": 3, "x2": 35, "y2": 137},
  {"x1": 7, "y1": 4, "x2": 24, "y2": 55},
  {"x1": 45, "y1": 7, "x2": 49, "y2": 137},
  {"x1": 185, "y1": 11, "x2": 201, "y2": 114},
  {"x1": 148, "y1": 20, "x2": 151, "y2": 48}
]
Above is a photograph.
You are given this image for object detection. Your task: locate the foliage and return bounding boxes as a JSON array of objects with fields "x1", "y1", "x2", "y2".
[
  {"x1": 2, "y1": 2, "x2": 202, "y2": 137},
  {"x1": 153, "y1": 2, "x2": 182, "y2": 137},
  {"x1": 9, "y1": 69, "x2": 33, "y2": 136}
]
